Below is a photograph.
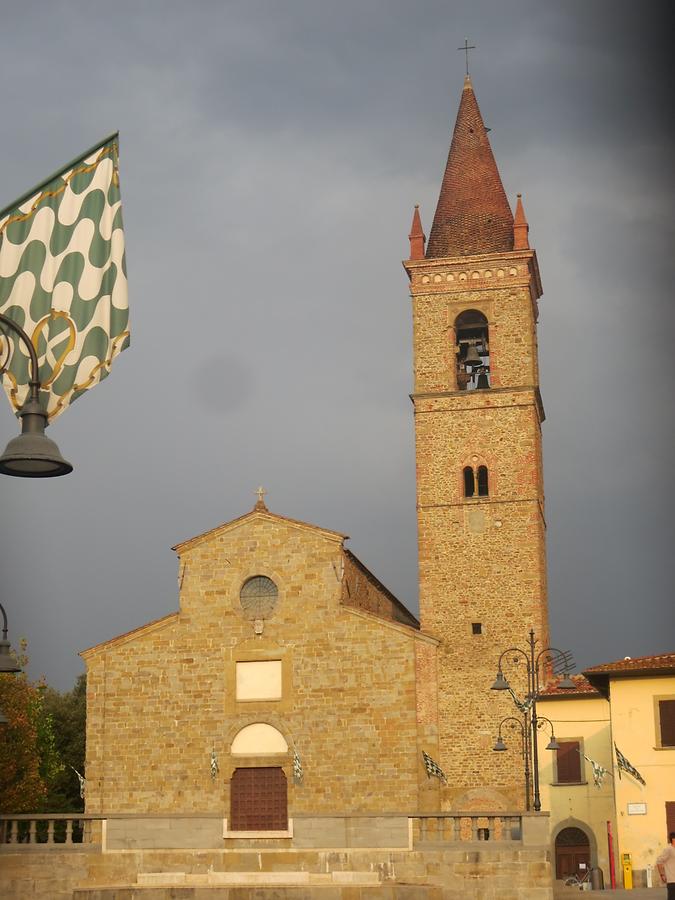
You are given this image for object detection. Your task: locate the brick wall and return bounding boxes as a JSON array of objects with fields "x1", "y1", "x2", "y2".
[{"x1": 404, "y1": 249, "x2": 549, "y2": 810}]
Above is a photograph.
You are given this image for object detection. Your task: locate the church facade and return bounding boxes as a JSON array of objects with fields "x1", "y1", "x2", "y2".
[{"x1": 83, "y1": 75, "x2": 549, "y2": 822}]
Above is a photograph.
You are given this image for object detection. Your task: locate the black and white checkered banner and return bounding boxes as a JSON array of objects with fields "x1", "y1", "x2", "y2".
[
  {"x1": 71, "y1": 766, "x2": 86, "y2": 799},
  {"x1": 614, "y1": 744, "x2": 645, "y2": 785},
  {"x1": 293, "y1": 749, "x2": 304, "y2": 784},
  {"x1": 210, "y1": 748, "x2": 219, "y2": 781},
  {"x1": 583, "y1": 754, "x2": 612, "y2": 789},
  {"x1": 422, "y1": 750, "x2": 448, "y2": 784}
]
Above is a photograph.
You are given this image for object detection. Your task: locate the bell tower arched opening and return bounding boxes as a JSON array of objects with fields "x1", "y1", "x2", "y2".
[{"x1": 455, "y1": 309, "x2": 490, "y2": 391}]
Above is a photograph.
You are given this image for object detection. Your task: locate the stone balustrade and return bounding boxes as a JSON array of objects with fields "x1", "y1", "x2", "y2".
[
  {"x1": 412, "y1": 811, "x2": 523, "y2": 845},
  {"x1": 0, "y1": 814, "x2": 103, "y2": 848}
]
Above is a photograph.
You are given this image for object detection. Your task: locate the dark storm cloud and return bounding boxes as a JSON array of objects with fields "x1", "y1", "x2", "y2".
[{"x1": 0, "y1": 1, "x2": 673, "y2": 689}]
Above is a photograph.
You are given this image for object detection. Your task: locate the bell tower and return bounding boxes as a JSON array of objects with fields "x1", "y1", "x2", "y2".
[{"x1": 404, "y1": 76, "x2": 549, "y2": 809}]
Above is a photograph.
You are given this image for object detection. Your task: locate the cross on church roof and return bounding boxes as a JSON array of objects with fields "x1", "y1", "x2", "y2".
[
  {"x1": 457, "y1": 39, "x2": 476, "y2": 76},
  {"x1": 254, "y1": 486, "x2": 268, "y2": 510}
]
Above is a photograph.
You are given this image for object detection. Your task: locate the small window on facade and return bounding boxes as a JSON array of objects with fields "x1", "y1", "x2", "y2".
[
  {"x1": 477, "y1": 465, "x2": 489, "y2": 496},
  {"x1": 471, "y1": 623, "x2": 482, "y2": 635},
  {"x1": 555, "y1": 740, "x2": 582, "y2": 784},
  {"x1": 658, "y1": 699, "x2": 675, "y2": 747},
  {"x1": 463, "y1": 466, "x2": 475, "y2": 498}
]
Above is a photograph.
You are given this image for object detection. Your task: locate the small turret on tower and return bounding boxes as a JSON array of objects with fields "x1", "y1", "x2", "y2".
[
  {"x1": 408, "y1": 205, "x2": 426, "y2": 260},
  {"x1": 513, "y1": 193, "x2": 530, "y2": 250}
]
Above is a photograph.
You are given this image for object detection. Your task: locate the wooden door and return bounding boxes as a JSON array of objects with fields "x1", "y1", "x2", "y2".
[
  {"x1": 555, "y1": 826, "x2": 590, "y2": 879},
  {"x1": 230, "y1": 766, "x2": 287, "y2": 831}
]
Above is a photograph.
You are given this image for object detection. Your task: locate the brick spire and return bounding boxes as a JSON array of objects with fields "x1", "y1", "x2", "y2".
[
  {"x1": 426, "y1": 76, "x2": 514, "y2": 258},
  {"x1": 513, "y1": 192, "x2": 530, "y2": 250},
  {"x1": 408, "y1": 205, "x2": 426, "y2": 260}
]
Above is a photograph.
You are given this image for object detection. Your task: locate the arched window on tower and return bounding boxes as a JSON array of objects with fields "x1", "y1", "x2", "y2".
[
  {"x1": 463, "y1": 466, "x2": 475, "y2": 498},
  {"x1": 455, "y1": 310, "x2": 490, "y2": 391},
  {"x1": 463, "y1": 464, "x2": 489, "y2": 499}
]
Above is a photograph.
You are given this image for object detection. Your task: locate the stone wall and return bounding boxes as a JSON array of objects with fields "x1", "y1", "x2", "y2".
[
  {"x1": 1, "y1": 844, "x2": 553, "y2": 900},
  {"x1": 404, "y1": 251, "x2": 549, "y2": 810},
  {"x1": 83, "y1": 512, "x2": 431, "y2": 816}
]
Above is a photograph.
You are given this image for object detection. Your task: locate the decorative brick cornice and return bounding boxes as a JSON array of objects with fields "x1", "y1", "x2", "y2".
[{"x1": 403, "y1": 249, "x2": 542, "y2": 301}]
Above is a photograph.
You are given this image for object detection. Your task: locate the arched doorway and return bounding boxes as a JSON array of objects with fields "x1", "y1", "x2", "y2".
[
  {"x1": 228, "y1": 722, "x2": 290, "y2": 832},
  {"x1": 555, "y1": 826, "x2": 591, "y2": 880}
]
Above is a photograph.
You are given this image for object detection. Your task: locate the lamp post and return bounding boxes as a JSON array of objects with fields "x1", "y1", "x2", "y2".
[
  {"x1": 0, "y1": 602, "x2": 23, "y2": 726},
  {"x1": 491, "y1": 629, "x2": 574, "y2": 811},
  {"x1": 493, "y1": 713, "x2": 561, "y2": 811},
  {"x1": 0, "y1": 312, "x2": 72, "y2": 477},
  {"x1": 493, "y1": 715, "x2": 531, "y2": 811}
]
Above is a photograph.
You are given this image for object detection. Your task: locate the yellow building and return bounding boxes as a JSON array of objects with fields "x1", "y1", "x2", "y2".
[
  {"x1": 538, "y1": 654, "x2": 675, "y2": 888},
  {"x1": 585, "y1": 654, "x2": 675, "y2": 887}
]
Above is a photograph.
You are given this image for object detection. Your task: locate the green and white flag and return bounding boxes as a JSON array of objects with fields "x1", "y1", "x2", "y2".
[{"x1": 0, "y1": 134, "x2": 129, "y2": 420}]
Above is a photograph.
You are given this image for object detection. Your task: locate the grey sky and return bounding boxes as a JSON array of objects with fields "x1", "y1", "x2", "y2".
[{"x1": 1, "y1": 1, "x2": 673, "y2": 690}]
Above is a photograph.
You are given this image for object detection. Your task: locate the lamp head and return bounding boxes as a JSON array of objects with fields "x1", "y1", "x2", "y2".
[
  {"x1": 546, "y1": 734, "x2": 560, "y2": 751},
  {"x1": 491, "y1": 670, "x2": 509, "y2": 691},
  {"x1": 0, "y1": 639, "x2": 21, "y2": 674},
  {"x1": 557, "y1": 673, "x2": 576, "y2": 691},
  {"x1": 0, "y1": 399, "x2": 72, "y2": 478},
  {"x1": 493, "y1": 736, "x2": 507, "y2": 752}
]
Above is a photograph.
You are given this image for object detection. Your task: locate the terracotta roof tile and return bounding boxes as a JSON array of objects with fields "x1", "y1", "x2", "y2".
[
  {"x1": 539, "y1": 674, "x2": 601, "y2": 698},
  {"x1": 584, "y1": 652, "x2": 675, "y2": 675},
  {"x1": 426, "y1": 76, "x2": 514, "y2": 259}
]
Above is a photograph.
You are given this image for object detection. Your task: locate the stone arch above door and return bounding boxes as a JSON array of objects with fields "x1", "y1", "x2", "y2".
[{"x1": 231, "y1": 722, "x2": 288, "y2": 755}]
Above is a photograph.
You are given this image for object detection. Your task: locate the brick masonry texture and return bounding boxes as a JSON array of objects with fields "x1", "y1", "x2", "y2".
[
  {"x1": 404, "y1": 241, "x2": 549, "y2": 810},
  {"x1": 426, "y1": 78, "x2": 515, "y2": 259},
  {"x1": 83, "y1": 512, "x2": 434, "y2": 815}
]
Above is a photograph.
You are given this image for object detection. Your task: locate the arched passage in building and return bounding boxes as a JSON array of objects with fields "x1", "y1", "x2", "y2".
[{"x1": 553, "y1": 823, "x2": 593, "y2": 880}]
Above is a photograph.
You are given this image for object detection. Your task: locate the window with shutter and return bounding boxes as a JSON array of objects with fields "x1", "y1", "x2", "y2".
[
  {"x1": 555, "y1": 740, "x2": 582, "y2": 783},
  {"x1": 658, "y1": 699, "x2": 675, "y2": 747}
]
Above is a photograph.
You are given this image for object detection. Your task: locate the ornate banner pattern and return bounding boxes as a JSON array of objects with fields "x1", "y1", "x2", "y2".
[{"x1": 0, "y1": 135, "x2": 129, "y2": 420}]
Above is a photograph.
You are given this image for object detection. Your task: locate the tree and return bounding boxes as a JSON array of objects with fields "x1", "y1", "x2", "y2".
[
  {"x1": 41, "y1": 674, "x2": 86, "y2": 812},
  {"x1": 0, "y1": 667, "x2": 61, "y2": 814}
]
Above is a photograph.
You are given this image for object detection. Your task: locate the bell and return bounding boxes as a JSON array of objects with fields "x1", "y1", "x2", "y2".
[
  {"x1": 476, "y1": 370, "x2": 490, "y2": 390},
  {"x1": 463, "y1": 343, "x2": 482, "y2": 368}
]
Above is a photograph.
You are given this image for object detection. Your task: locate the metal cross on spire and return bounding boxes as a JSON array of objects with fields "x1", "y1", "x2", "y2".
[
  {"x1": 256, "y1": 486, "x2": 266, "y2": 504},
  {"x1": 457, "y1": 39, "x2": 476, "y2": 76}
]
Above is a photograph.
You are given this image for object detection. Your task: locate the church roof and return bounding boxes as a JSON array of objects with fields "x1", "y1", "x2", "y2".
[
  {"x1": 172, "y1": 505, "x2": 348, "y2": 554},
  {"x1": 426, "y1": 76, "x2": 514, "y2": 259}
]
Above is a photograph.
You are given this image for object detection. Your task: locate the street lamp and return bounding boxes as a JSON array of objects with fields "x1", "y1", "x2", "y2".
[
  {"x1": 493, "y1": 715, "x2": 531, "y2": 811},
  {"x1": 491, "y1": 629, "x2": 575, "y2": 811},
  {"x1": 0, "y1": 312, "x2": 72, "y2": 477},
  {"x1": 0, "y1": 602, "x2": 22, "y2": 726},
  {"x1": 493, "y1": 714, "x2": 561, "y2": 812}
]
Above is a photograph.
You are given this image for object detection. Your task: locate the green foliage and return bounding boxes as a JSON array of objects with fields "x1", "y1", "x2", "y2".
[
  {"x1": 41, "y1": 674, "x2": 86, "y2": 812},
  {"x1": 0, "y1": 662, "x2": 86, "y2": 814},
  {"x1": 0, "y1": 674, "x2": 51, "y2": 813}
]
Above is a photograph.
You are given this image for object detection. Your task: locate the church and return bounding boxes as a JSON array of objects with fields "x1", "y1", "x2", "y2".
[{"x1": 82, "y1": 74, "x2": 549, "y2": 833}]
